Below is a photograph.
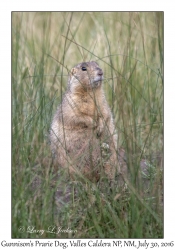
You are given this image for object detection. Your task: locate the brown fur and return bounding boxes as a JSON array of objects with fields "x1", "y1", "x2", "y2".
[{"x1": 50, "y1": 61, "x2": 118, "y2": 182}]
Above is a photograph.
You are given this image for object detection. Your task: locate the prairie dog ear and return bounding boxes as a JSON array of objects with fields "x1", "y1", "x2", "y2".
[
  {"x1": 68, "y1": 67, "x2": 76, "y2": 83},
  {"x1": 71, "y1": 67, "x2": 76, "y2": 75}
]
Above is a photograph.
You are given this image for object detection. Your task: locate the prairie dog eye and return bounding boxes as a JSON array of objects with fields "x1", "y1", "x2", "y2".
[{"x1": 81, "y1": 66, "x2": 87, "y2": 71}]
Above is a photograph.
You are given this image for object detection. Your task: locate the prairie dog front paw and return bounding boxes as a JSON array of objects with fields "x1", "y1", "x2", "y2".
[{"x1": 97, "y1": 118, "x2": 104, "y2": 137}]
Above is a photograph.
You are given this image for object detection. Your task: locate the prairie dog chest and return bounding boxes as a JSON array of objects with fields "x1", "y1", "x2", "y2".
[{"x1": 77, "y1": 93, "x2": 103, "y2": 119}]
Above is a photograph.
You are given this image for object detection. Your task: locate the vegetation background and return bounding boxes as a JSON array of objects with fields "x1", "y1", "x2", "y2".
[{"x1": 12, "y1": 12, "x2": 163, "y2": 238}]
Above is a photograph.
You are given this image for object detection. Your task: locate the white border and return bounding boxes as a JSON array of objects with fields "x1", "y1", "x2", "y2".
[{"x1": 0, "y1": 0, "x2": 175, "y2": 247}]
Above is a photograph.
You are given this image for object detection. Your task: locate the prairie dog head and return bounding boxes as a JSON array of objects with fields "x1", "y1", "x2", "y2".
[{"x1": 68, "y1": 61, "x2": 103, "y2": 92}]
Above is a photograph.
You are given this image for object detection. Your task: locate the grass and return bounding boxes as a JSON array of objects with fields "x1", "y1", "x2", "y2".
[{"x1": 12, "y1": 12, "x2": 163, "y2": 238}]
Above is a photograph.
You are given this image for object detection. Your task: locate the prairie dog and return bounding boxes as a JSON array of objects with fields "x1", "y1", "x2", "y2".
[{"x1": 50, "y1": 61, "x2": 118, "y2": 182}]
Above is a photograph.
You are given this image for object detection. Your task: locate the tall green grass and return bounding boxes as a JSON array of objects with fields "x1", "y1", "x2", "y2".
[{"x1": 12, "y1": 12, "x2": 163, "y2": 238}]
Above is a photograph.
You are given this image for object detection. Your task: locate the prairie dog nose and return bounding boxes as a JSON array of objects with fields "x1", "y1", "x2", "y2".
[{"x1": 97, "y1": 68, "x2": 103, "y2": 76}]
